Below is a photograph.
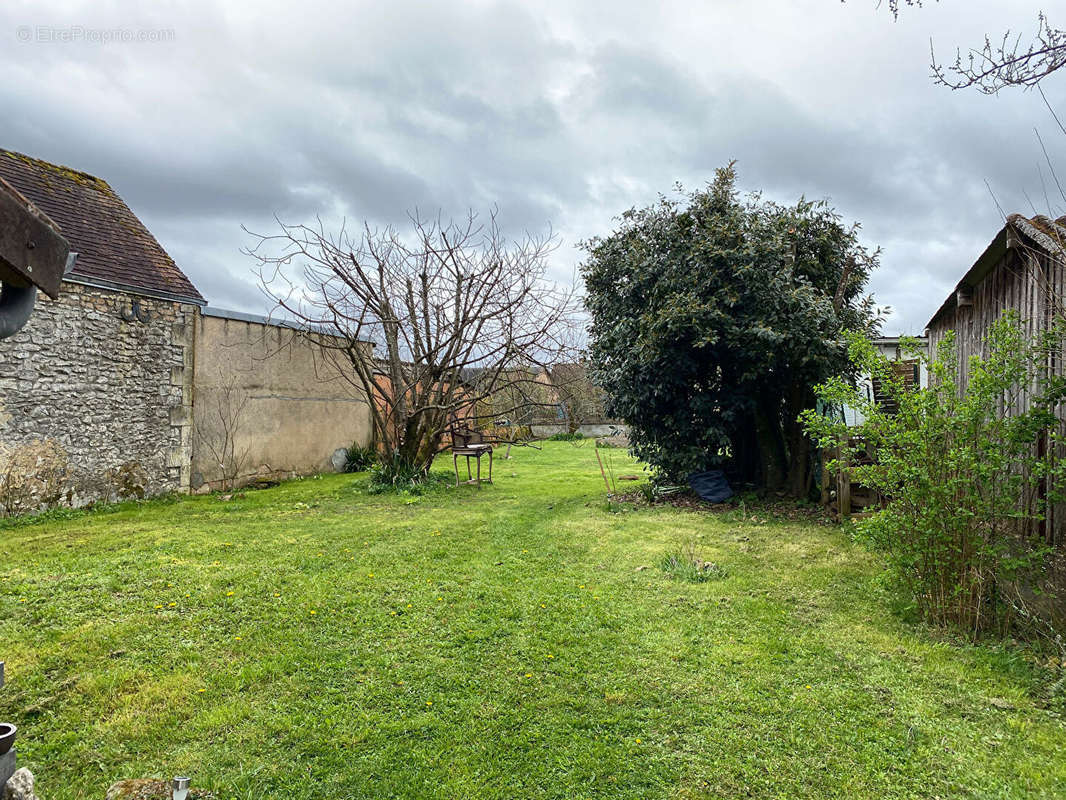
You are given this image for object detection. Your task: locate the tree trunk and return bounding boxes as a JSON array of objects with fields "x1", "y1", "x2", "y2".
[
  {"x1": 783, "y1": 383, "x2": 815, "y2": 499},
  {"x1": 753, "y1": 396, "x2": 787, "y2": 492}
]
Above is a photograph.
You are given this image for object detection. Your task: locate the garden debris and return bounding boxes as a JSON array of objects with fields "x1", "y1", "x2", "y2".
[{"x1": 618, "y1": 475, "x2": 640, "y2": 481}]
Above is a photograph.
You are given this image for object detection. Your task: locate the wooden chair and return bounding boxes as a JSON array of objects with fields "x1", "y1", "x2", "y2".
[{"x1": 451, "y1": 424, "x2": 493, "y2": 488}]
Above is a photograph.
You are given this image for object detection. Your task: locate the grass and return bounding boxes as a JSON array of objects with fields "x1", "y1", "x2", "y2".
[{"x1": 1, "y1": 442, "x2": 1065, "y2": 799}]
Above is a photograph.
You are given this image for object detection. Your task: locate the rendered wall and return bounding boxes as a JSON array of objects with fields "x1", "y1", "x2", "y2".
[{"x1": 191, "y1": 312, "x2": 373, "y2": 490}]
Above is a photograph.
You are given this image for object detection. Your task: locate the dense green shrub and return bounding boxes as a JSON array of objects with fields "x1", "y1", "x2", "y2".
[
  {"x1": 581, "y1": 164, "x2": 880, "y2": 495},
  {"x1": 803, "y1": 314, "x2": 1066, "y2": 637},
  {"x1": 548, "y1": 432, "x2": 585, "y2": 441},
  {"x1": 343, "y1": 444, "x2": 377, "y2": 473}
]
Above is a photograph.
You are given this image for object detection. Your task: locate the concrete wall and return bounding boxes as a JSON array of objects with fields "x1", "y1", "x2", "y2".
[
  {"x1": 0, "y1": 281, "x2": 195, "y2": 505},
  {"x1": 191, "y1": 310, "x2": 373, "y2": 490},
  {"x1": 531, "y1": 423, "x2": 629, "y2": 439}
]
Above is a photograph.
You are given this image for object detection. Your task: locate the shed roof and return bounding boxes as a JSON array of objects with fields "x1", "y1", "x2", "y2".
[
  {"x1": 0, "y1": 149, "x2": 204, "y2": 304},
  {"x1": 926, "y1": 214, "x2": 1066, "y2": 330}
]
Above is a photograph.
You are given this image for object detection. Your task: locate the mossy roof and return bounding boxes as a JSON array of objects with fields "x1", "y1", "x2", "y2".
[{"x1": 0, "y1": 148, "x2": 203, "y2": 303}]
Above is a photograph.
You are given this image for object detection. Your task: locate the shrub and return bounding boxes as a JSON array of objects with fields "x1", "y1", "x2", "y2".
[
  {"x1": 802, "y1": 314, "x2": 1066, "y2": 637},
  {"x1": 0, "y1": 439, "x2": 69, "y2": 516},
  {"x1": 548, "y1": 432, "x2": 584, "y2": 441},
  {"x1": 344, "y1": 444, "x2": 376, "y2": 473},
  {"x1": 366, "y1": 454, "x2": 451, "y2": 495}
]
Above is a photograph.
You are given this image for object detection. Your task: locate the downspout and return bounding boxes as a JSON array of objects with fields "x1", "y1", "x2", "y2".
[
  {"x1": 0, "y1": 282, "x2": 36, "y2": 340},
  {"x1": 0, "y1": 251, "x2": 76, "y2": 340}
]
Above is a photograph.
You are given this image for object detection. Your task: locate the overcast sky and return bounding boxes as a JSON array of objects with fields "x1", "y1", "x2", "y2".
[{"x1": 2, "y1": 0, "x2": 1064, "y2": 334}]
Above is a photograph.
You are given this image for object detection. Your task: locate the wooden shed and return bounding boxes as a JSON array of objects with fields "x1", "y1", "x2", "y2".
[{"x1": 925, "y1": 213, "x2": 1066, "y2": 546}]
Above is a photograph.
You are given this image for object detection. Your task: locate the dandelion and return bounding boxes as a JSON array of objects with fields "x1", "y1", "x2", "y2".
[
  {"x1": 547, "y1": 654, "x2": 554, "y2": 659},
  {"x1": 226, "y1": 591, "x2": 234, "y2": 597},
  {"x1": 407, "y1": 604, "x2": 412, "y2": 608},
  {"x1": 540, "y1": 604, "x2": 546, "y2": 609},
  {"x1": 168, "y1": 602, "x2": 176, "y2": 607},
  {"x1": 154, "y1": 604, "x2": 163, "y2": 609},
  {"x1": 234, "y1": 636, "x2": 242, "y2": 640},
  {"x1": 635, "y1": 738, "x2": 642, "y2": 744},
  {"x1": 805, "y1": 684, "x2": 812, "y2": 690},
  {"x1": 525, "y1": 673, "x2": 533, "y2": 678},
  {"x1": 185, "y1": 593, "x2": 191, "y2": 598},
  {"x1": 309, "y1": 610, "x2": 317, "y2": 615},
  {"x1": 197, "y1": 688, "x2": 206, "y2": 693},
  {"x1": 426, "y1": 701, "x2": 433, "y2": 706},
  {"x1": 368, "y1": 573, "x2": 375, "y2": 578},
  {"x1": 274, "y1": 593, "x2": 281, "y2": 597}
]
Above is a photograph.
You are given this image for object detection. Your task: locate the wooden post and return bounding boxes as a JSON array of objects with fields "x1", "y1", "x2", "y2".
[{"x1": 837, "y1": 436, "x2": 851, "y2": 522}]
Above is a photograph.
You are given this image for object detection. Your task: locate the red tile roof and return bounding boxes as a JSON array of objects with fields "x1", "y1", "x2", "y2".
[{"x1": 0, "y1": 149, "x2": 203, "y2": 303}]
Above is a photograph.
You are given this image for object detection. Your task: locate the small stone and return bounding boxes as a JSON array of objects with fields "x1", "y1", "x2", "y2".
[
  {"x1": 330, "y1": 448, "x2": 348, "y2": 472},
  {"x1": 4, "y1": 768, "x2": 38, "y2": 800}
]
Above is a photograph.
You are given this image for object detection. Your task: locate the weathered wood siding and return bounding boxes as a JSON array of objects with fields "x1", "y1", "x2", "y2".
[{"x1": 926, "y1": 216, "x2": 1066, "y2": 546}]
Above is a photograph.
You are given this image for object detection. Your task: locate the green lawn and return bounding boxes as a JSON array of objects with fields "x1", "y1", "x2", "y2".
[{"x1": 2, "y1": 442, "x2": 1064, "y2": 799}]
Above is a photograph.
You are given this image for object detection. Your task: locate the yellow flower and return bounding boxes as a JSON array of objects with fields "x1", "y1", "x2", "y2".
[
  {"x1": 426, "y1": 701, "x2": 433, "y2": 706},
  {"x1": 234, "y1": 636, "x2": 242, "y2": 640},
  {"x1": 154, "y1": 604, "x2": 163, "y2": 609},
  {"x1": 368, "y1": 573, "x2": 374, "y2": 578},
  {"x1": 635, "y1": 738, "x2": 642, "y2": 744},
  {"x1": 226, "y1": 591, "x2": 234, "y2": 597},
  {"x1": 547, "y1": 654, "x2": 554, "y2": 659},
  {"x1": 525, "y1": 673, "x2": 533, "y2": 678},
  {"x1": 540, "y1": 604, "x2": 546, "y2": 608},
  {"x1": 309, "y1": 610, "x2": 317, "y2": 615},
  {"x1": 805, "y1": 684, "x2": 812, "y2": 689},
  {"x1": 168, "y1": 602, "x2": 176, "y2": 607},
  {"x1": 197, "y1": 688, "x2": 206, "y2": 693}
]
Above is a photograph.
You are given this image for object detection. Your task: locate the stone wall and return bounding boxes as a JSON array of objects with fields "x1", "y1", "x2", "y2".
[
  {"x1": 191, "y1": 310, "x2": 373, "y2": 490},
  {"x1": 0, "y1": 281, "x2": 196, "y2": 505}
]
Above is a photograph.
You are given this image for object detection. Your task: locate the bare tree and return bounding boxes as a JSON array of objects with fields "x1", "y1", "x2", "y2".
[
  {"x1": 932, "y1": 12, "x2": 1066, "y2": 94},
  {"x1": 855, "y1": 3, "x2": 1066, "y2": 93},
  {"x1": 247, "y1": 209, "x2": 582, "y2": 478},
  {"x1": 196, "y1": 373, "x2": 251, "y2": 490}
]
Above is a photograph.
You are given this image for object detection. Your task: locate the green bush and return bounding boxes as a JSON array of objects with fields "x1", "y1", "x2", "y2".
[
  {"x1": 367, "y1": 454, "x2": 452, "y2": 495},
  {"x1": 548, "y1": 432, "x2": 584, "y2": 441},
  {"x1": 343, "y1": 444, "x2": 376, "y2": 473},
  {"x1": 802, "y1": 314, "x2": 1065, "y2": 637}
]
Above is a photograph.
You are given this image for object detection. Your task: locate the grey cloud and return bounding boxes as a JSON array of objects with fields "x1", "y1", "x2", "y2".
[{"x1": 0, "y1": 0, "x2": 1063, "y2": 335}]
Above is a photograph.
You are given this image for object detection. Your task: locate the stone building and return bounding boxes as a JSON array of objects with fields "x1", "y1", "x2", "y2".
[
  {"x1": 0, "y1": 148, "x2": 372, "y2": 506},
  {"x1": 0, "y1": 149, "x2": 203, "y2": 503}
]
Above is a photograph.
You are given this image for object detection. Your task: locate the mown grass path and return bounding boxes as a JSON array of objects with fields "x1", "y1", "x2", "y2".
[{"x1": 2, "y1": 443, "x2": 1064, "y2": 798}]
